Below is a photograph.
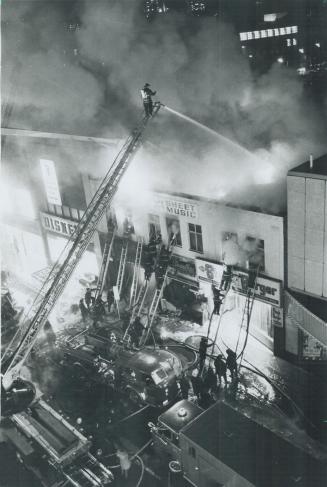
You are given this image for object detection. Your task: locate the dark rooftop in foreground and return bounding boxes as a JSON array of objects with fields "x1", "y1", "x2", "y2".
[
  {"x1": 182, "y1": 401, "x2": 327, "y2": 487},
  {"x1": 288, "y1": 153, "x2": 327, "y2": 179}
]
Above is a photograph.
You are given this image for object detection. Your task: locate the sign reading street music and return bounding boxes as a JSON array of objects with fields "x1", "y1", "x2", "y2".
[
  {"x1": 154, "y1": 197, "x2": 198, "y2": 219},
  {"x1": 40, "y1": 212, "x2": 78, "y2": 237}
]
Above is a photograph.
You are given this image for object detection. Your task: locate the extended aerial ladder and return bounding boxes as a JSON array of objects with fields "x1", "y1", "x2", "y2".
[
  {"x1": 93, "y1": 229, "x2": 116, "y2": 303},
  {"x1": 1, "y1": 103, "x2": 163, "y2": 395}
]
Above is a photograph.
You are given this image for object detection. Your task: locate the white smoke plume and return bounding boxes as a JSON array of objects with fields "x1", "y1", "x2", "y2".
[{"x1": 2, "y1": 0, "x2": 327, "y2": 212}]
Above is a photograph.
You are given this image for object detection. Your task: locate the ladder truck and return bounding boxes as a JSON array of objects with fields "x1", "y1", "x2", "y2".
[{"x1": 1, "y1": 102, "x2": 163, "y2": 415}]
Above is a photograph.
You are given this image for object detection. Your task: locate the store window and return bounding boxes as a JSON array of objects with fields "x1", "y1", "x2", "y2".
[
  {"x1": 188, "y1": 223, "x2": 203, "y2": 253},
  {"x1": 148, "y1": 214, "x2": 161, "y2": 240},
  {"x1": 166, "y1": 216, "x2": 182, "y2": 247},
  {"x1": 244, "y1": 236, "x2": 265, "y2": 271}
]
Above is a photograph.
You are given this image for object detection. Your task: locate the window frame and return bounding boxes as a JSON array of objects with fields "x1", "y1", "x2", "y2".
[{"x1": 188, "y1": 223, "x2": 203, "y2": 254}]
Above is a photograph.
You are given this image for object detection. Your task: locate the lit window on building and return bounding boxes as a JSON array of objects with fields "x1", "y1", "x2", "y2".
[
  {"x1": 148, "y1": 214, "x2": 161, "y2": 240},
  {"x1": 291, "y1": 26, "x2": 298, "y2": 34},
  {"x1": 267, "y1": 29, "x2": 273, "y2": 37},
  {"x1": 188, "y1": 223, "x2": 203, "y2": 253},
  {"x1": 274, "y1": 28, "x2": 280, "y2": 36},
  {"x1": 261, "y1": 30, "x2": 267, "y2": 38},
  {"x1": 254, "y1": 31, "x2": 260, "y2": 39},
  {"x1": 293, "y1": 38, "x2": 297, "y2": 46},
  {"x1": 243, "y1": 236, "x2": 265, "y2": 271},
  {"x1": 280, "y1": 27, "x2": 286, "y2": 35},
  {"x1": 287, "y1": 38, "x2": 291, "y2": 47},
  {"x1": 247, "y1": 32, "x2": 253, "y2": 40},
  {"x1": 285, "y1": 26, "x2": 291, "y2": 34},
  {"x1": 166, "y1": 216, "x2": 182, "y2": 246},
  {"x1": 240, "y1": 32, "x2": 247, "y2": 41}
]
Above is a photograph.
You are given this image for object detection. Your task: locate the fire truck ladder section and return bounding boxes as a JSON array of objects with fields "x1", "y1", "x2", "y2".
[
  {"x1": 209, "y1": 267, "x2": 234, "y2": 346},
  {"x1": 116, "y1": 239, "x2": 128, "y2": 299},
  {"x1": 129, "y1": 238, "x2": 143, "y2": 308},
  {"x1": 235, "y1": 265, "x2": 260, "y2": 369},
  {"x1": 94, "y1": 229, "x2": 116, "y2": 302},
  {"x1": 140, "y1": 272, "x2": 168, "y2": 347},
  {"x1": 2, "y1": 103, "x2": 162, "y2": 385},
  {"x1": 139, "y1": 237, "x2": 176, "y2": 348}
]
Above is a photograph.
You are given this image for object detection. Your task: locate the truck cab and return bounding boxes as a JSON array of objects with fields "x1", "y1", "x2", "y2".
[{"x1": 149, "y1": 399, "x2": 203, "y2": 463}]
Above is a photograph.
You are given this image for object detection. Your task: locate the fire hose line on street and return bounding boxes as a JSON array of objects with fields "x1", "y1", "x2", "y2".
[
  {"x1": 241, "y1": 360, "x2": 319, "y2": 434},
  {"x1": 104, "y1": 439, "x2": 152, "y2": 469}
]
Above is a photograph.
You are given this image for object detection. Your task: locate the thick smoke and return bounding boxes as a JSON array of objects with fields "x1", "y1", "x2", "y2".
[{"x1": 2, "y1": 0, "x2": 327, "y2": 212}]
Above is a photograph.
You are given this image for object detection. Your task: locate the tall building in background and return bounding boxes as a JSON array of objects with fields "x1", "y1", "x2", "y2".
[{"x1": 285, "y1": 154, "x2": 327, "y2": 365}]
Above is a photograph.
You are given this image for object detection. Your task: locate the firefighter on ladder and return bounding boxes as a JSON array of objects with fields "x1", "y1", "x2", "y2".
[{"x1": 141, "y1": 83, "x2": 156, "y2": 116}]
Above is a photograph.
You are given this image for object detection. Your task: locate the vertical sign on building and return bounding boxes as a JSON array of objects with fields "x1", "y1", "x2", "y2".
[{"x1": 40, "y1": 159, "x2": 62, "y2": 206}]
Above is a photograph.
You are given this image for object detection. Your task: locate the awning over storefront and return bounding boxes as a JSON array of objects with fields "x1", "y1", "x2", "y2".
[{"x1": 285, "y1": 290, "x2": 327, "y2": 347}]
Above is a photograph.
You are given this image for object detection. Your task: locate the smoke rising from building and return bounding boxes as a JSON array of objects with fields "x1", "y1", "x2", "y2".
[{"x1": 2, "y1": 0, "x2": 327, "y2": 212}]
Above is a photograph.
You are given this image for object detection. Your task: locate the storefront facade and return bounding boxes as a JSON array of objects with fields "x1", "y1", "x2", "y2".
[
  {"x1": 111, "y1": 190, "x2": 285, "y2": 350},
  {"x1": 195, "y1": 257, "x2": 283, "y2": 350}
]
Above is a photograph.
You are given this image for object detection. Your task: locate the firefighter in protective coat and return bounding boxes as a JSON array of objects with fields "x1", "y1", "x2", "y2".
[{"x1": 141, "y1": 83, "x2": 156, "y2": 116}]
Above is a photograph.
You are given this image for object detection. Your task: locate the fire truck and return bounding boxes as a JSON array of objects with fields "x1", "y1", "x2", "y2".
[
  {"x1": 55, "y1": 328, "x2": 184, "y2": 408},
  {"x1": 149, "y1": 400, "x2": 327, "y2": 487},
  {"x1": 1, "y1": 103, "x2": 163, "y2": 486}
]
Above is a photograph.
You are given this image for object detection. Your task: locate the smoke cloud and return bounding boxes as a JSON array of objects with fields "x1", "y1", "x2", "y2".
[{"x1": 2, "y1": 0, "x2": 327, "y2": 212}]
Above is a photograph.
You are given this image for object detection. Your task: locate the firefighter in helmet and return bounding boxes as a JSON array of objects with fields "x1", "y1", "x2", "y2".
[{"x1": 141, "y1": 83, "x2": 156, "y2": 116}]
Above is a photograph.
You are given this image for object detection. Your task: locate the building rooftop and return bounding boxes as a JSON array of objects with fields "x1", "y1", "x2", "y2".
[
  {"x1": 182, "y1": 400, "x2": 326, "y2": 487},
  {"x1": 288, "y1": 154, "x2": 327, "y2": 179}
]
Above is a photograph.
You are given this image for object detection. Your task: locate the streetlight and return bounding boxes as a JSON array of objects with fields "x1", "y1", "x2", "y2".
[
  {"x1": 277, "y1": 57, "x2": 284, "y2": 63},
  {"x1": 299, "y1": 48, "x2": 304, "y2": 54}
]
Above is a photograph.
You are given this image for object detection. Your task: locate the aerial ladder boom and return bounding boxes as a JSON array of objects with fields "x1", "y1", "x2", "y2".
[{"x1": 1, "y1": 103, "x2": 162, "y2": 389}]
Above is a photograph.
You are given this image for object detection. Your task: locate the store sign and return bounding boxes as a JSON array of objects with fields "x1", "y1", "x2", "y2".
[
  {"x1": 40, "y1": 159, "x2": 62, "y2": 206},
  {"x1": 154, "y1": 197, "x2": 198, "y2": 219},
  {"x1": 195, "y1": 258, "x2": 282, "y2": 306},
  {"x1": 272, "y1": 306, "x2": 283, "y2": 328},
  {"x1": 195, "y1": 258, "x2": 224, "y2": 286},
  {"x1": 232, "y1": 272, "x2": 282, "y2": 306},
  {"x1": 169, "y1": 255, "x2": 196, "y2": 278},
  {"x1": 40, "y1": 212, "x2": 78, "y2": 237}
]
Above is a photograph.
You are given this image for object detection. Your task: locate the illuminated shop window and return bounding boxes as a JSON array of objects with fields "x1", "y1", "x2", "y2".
[
  {"x1": 188, "y1": 223, "x2": 203, "y2": 253},
  {"x1": 166, "y1": 216, "x2": 182, "y2": 247},
  {"x1": 293, "y1": 38, "x2": 297, "y2": 46}
]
